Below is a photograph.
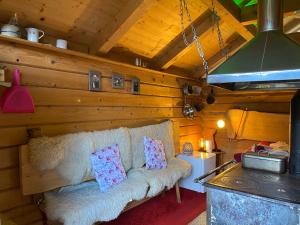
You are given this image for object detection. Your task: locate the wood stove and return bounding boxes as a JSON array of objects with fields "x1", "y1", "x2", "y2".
[
  {"x1": 205, "y1": 164, "x2": 300, "y2": 225},
  {"x1": 204, "y1": 88, "x2": 300, "y2": 225}
]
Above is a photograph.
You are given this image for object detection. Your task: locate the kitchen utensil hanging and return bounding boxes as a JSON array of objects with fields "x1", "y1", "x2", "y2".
[{"x1": 182, "y1": 84, "x2": 196, "y2": 118}]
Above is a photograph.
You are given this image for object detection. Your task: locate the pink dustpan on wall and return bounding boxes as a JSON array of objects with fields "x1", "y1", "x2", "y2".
[{"x1": 0, "y1": 69, "x2": 35, "y2": 113}]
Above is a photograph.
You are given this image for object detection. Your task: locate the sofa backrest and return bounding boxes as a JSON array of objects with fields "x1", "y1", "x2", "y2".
[
  {"x1": 91, "y1": 128, "x2": 132, "y2": 172},
  {"x1": 27, "y1": 127, "x2": 131, "y2": 185},
  {"x1": 20, "y1": 120, "x2": 179, "y2": 195},
  {"x1": 129, "y1": 120, "x2": 176, "y2": 168},
  {"x1": 28, "y1": 132, "x2": 95, "y2": 185}
]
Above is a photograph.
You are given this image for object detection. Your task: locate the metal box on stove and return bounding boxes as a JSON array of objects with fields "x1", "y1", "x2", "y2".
[{"x1": 242, "y1": 152, "x2": 288, "y2": 173}]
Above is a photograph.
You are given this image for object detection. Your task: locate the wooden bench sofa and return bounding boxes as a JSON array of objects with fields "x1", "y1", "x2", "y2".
[{"x1": 19, "y1": 120, "x2": 192, "y2": 225}]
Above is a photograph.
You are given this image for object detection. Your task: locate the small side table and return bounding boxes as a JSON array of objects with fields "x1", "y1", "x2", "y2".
[{"x1": 177, "y1": 152, "x2": 216, "y2": 193}]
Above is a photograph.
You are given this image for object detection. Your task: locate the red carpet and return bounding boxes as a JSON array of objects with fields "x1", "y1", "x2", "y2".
[{"x1": 102, "y1": 188, "x2": 206, "y2": 225}]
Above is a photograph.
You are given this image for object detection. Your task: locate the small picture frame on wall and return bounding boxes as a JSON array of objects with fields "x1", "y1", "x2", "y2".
[
  {"x1": 89, "y1": 70, "x2": 101, "y2": 91},
  {"x1": 131, "y1": 77, "x2": 140, "y2": 95},
  {"x1": 112, "y1": 73, "x2": 124, "y2": 89}
]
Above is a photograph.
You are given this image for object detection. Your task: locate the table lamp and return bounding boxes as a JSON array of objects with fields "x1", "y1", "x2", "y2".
[
  {"x1": 199, "y1": 138, "x2": 205, "y2": 151},
  {"x1": 213, "y1": 119, "x2": 225, "y2": 152}
]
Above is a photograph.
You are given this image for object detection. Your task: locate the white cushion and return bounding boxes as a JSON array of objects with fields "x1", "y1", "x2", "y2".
[
  {"x1": 129, "y1": 120, "x2": 175, "y2": 168},
  {"x1": 44, "y1": 171, "x2": 149, "y2": 225}
]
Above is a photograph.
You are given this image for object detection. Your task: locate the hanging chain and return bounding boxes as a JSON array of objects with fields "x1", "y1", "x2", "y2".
[
  {"x1": 211, "y1": 0, "x2": 228, "y2": 59},
  {"x1": 180, "y1": 0, "x2": 208, "y2": 77}
]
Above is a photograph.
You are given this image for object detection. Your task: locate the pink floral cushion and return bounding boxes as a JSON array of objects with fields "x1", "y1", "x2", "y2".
[
  {"x1": 144, "y1": 136, "x2": 167, "y2": 170},
  {"x1": 90, "y1": 144, "x2": 127, "y2": 192}
]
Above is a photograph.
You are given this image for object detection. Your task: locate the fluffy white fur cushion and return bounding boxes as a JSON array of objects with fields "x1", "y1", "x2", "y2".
[
  {"x1": 56, "y1": 134, "x2": 95, "y2": 184},
  {"x1": 90, "y1": 127, "x2": 132, "y2": 172},
  {"x1": 135, "y1": 158, "x2": 192, "y2": 197},
  {"x1": 44, "y1": 171, "x2": 149, "y2": 225},
  {"x1": 29, "y1": 133, "x2": 94, "y2": 171},
  {"x1": 129, "y1": 120, "x2": 175, "y2": 168},
  {"x1": 29, "y1": 128, "x2": 132, "y2": 184}
]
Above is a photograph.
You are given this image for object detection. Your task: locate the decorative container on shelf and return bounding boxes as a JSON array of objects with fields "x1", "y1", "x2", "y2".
[{"x1": 182, "y1": 142, "x2": 193, "y2": 156}]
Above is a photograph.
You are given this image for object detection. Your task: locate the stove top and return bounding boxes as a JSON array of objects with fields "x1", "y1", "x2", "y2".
[{"x1": 205, "y1": 163, "x2": 300, "y2": 204}]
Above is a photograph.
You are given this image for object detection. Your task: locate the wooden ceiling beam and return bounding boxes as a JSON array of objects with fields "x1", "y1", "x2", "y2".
[
  {"x1": 193, "y1": 34, "x2": 246, "y2": 77},
  {"x1": 289, "y1": 32, "x2": 300, "y2": 44},
  {"x1": 284, "y1": 18, "x2": 300, "y2": 34},
  {"x1": 90, "y1": 0, "x2": 157, "y2": 54},
  {"x1": 152, "y1": 10, "x2": 214, "y2": 70},
  {"x1": 241, "y1": 0, "x2": 300, "y2": 26},
  {"x1": 200, "y1": 0, "x2": 253, "y2": 41}
]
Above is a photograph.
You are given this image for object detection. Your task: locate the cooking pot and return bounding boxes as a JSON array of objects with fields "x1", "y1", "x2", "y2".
[{"x1": 182, "y1": 104, "x2": 196, "y2": 118}]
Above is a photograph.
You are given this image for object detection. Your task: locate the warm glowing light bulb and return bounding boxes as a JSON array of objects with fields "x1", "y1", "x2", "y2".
[{"x1": 217, "y1": 119, "x2": 225, "y2": 128}]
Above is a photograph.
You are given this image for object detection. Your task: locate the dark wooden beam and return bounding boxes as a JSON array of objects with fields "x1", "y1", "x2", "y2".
[
  {"x1": 241, "y1": 0, "x2": 300, "y2": 25},
  {"x1": 90, "y1": 0, "x2": 156, "y2": 54},
  {"x1": 201, "y1": 0, "x2": 253, "y2": 41},
  {"x1": 246, "y1": 24, "x2": 257, "y2": 35},
  {"x1": 217, "y1": 0, "x2": 241, "y2": 19},
  {"x1": 151, "y1": 10, "x2": 214, "y2": 70},
  {"x1": 193, "y1": 34, "x2": 246, "y2": 77}
]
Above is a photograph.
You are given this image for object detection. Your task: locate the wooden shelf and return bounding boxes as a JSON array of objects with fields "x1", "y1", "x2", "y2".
[
  {"x1": 0, "y1": 81, "x2": 11, "y2": 87},
  {"x1": 0, "y1": 35, "x2": 198, "y2": 81}
]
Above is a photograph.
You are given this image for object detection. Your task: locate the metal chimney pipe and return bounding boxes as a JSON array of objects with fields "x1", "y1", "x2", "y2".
[
  {"x1": 289, "y1": 90, "x2": 300, "y2": 175},
  {"x1": 258, "y1": 0, "x2": 283, "y2": 32}
]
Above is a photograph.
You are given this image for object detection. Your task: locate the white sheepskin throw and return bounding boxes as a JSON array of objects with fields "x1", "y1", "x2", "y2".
[
  {"x1": 90, "y1": 127, "x2": 132, "y2": 172},
  {"x1": 129, "y1": 120, "x2": 175, "y2": 168},
  {"x1": 56, "y1": 134, "x2": 95, "y2": 184},
  {"x1": 135, "y1": 158, "x2": 192, "y2": 197},
  {"x1": 29, "y1": 127, "x2": 132, "y2": 184},
  {"x1": 29, "y1": 135, "x2": 66, "y2": 171},
  {"x1": 29, "y1": 132, "x2": 94, "y2": 172},
  {"x1": 44, "y1": 171, "x2": 149, "y2": 225}
]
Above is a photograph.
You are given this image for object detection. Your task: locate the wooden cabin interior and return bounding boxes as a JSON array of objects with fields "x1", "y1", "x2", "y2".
[{"x1": 0, "y1": 0, "x2": 299, "y2": 225}]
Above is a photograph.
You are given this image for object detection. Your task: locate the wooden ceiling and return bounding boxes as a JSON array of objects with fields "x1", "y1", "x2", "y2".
[{"x1": 0, "y1": 0, "x2": 299, "y2": 77}]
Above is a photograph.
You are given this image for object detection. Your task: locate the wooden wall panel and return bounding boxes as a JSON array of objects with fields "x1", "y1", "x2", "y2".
[
  {"x1": 0, "y1": 188, "x2": 32, "y2": 211},
  {"x1": 0, "y1": 38, "x2": 202, "y2": 224},
  {"x1": 3, "y1": 64, "x2": 184, "y2": 98},
  {"x1": 0, "y1": 168, "x2": 19, "y2": 190},
  {"x1": 0, "y1": 147, "x2": 19, "y2": 169}
]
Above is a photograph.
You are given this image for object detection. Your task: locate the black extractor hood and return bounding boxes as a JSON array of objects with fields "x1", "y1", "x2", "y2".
[{"x1": 207, "y1": 0, "x2": 300, "y2": 91}]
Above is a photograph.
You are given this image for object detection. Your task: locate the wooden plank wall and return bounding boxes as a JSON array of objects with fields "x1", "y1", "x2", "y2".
[
  {"x1": 201, "y1": 89, "x2": 294, "y2": 162},
  {"x1": 0, "y1": 40, "x2": 202, "y2": 224}
]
